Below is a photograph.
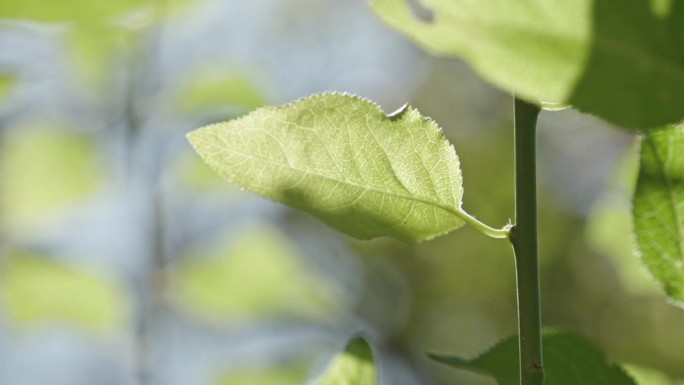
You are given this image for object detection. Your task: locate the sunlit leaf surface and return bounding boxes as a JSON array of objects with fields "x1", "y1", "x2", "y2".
[
  {"x1": 371, "y1": 0, "x2": 684, "y2": 128},
  {"x1": 633, "y1": 124, "x2": 684, "y2": 304},
  {"x1": 188, "y1": 93, "x2": 466, "y2": 242},
  {"x1": 0, "y1": 0, "x2": 195, "y2": 86},
  {"x1": 316, "y1": 336, "x2": 377, "y2": 385},
  {"x1": 430, "y1": 330, "x2": 636, "y2": 385}
]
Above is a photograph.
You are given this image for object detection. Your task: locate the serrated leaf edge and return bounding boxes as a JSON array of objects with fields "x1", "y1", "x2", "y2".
[{"x1": 186, "y1": 92, "x2": 510, "y2": 240}]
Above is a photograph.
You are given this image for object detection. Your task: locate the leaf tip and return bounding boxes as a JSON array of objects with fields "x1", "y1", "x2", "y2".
[{"x1": 185, "y1": 128, "x2": 200, "y2": 146}]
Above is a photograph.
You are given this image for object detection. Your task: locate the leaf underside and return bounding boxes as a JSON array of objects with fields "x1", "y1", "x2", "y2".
[
  {"x1": 429, "y1": 330, "x2": 637, "y2": 385},
  {"x1": 633, "y1": 124, "x2": 684, "y2": 304},
  {"x1": 187, "y1": 92, "x2": 465, "y2": 243},
  {"x1": 316, "y1": 336, "x2": 377, "y2": 385},
  {"x1": 371, "y1": 0, "x2": 684, "y2": 128}
]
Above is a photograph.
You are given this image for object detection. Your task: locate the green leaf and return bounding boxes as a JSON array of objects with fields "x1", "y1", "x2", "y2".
[
  {"x1": 624, "y1": 363, "x2": 684, "y2": 385},
  {"x1": 187, "y1": 92, "x2": 469, "y2": 242},
  {"x1": 633, "y1": 124, "x2": 684, "y2": 304},
  {"x1": 173, "y1": 225, "x2": 342, "y2": 321},
  {"x1": 0, "y1": 123, "x2": 103, "y2": 229},
  {"x1": 0, "y1": 0, "x2": 196, "y2": 25},
  {"x1": 429, "y1": 330, "x2": 637, "y2": 385},
  {"x1": 0, "y1": 253, "x2": 126, "y2": 332},
  {"x1": 0, "y1": 0, "x2": 145, "y2": 23},
  {"x1": 316, "y1": 336, "x2": 377, "y2": 385},
  {"x1": 66, "y1": 24, "x2": 132, "y2": 86},
  {"x1": 370, "y1": 0, "x2": 684, "y2": 128},
  {"x1": 176, "y1": 67, "x2": 265, "y2": 116},
  {"x1": 0, "y1": 73, "x2": 14, "y2": 100},
  {"x1": 214, "y1": 365, "x2": 307, "y2": 385}
]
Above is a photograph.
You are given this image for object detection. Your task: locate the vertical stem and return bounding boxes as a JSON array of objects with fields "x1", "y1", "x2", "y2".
[
  {"x1": 510, "y1": 96, "x2": 543, "y2": 385},
  {"x1": 124, "y1": 4, "x2": 168, "y2": 380}
]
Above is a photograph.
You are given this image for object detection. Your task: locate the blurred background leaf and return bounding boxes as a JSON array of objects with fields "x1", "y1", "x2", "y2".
[
  {"x1": 0, "y1": 0, "x2": 144, "y2": 22},
  {"x1": 175, "y1": 66, "x2": 265, "y2": 117},
  {"x1": 0, "y1": 252, "x2": 127, "y2": 332},
  {"x1": 584, "y1": 141, "x2": 663, "y2": 296},
  {"x1": 317, "y1": 336, "x2": 377, "y2": 385},
  {"x1": 213, "y1": 365, "x2": 307, "y2": 385},
  {"x1": 0, "y1": 124, "x2": 103, "y2": 230},
  {"x1": 172, "y1": 224, "x2": 342, "y2": 323},
  {"x1": 0, "y1": 73, "x2": 14, "y2": 100},
  {"x1": 625, "y1": 364, "x2": 684, "y2": 385}
]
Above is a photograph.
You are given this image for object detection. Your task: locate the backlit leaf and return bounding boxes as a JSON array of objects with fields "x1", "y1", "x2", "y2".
[
  {"x1": 633, "y1": 124, "x2": 684, "y2": 304},
  {"x1": 371, "y1": 0, "x2": 684, "y2": 128},
  {"x1": 316, "y1": 336, "x2": 377, "y2": 385},
  {"x1": 187, "y1": 93, "x2": 467, "y2": 242},
  {"x1": 429, "y1": 330, "x2": 637, "y2": 385}
]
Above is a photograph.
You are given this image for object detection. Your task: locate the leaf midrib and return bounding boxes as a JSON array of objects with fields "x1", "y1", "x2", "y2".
[{"x1": 216, "y1": 145, "x2": 466, "y2": 221}]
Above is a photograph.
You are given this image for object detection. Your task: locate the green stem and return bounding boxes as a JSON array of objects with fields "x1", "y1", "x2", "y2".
[
  {"x1": 457, "y1": 209, "x2": 511, "y2": 239},
  {"x1": 510, "y1": 96, "x2": 544, "y2": 385}
]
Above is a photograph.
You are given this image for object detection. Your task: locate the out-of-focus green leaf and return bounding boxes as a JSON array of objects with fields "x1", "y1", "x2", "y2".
[
  {"x1": 187, "y1": 93, "x2": 467, "y2": 243},
  {"x1": 214, "y1": 365, "x2": 307, "y2": 385},
  {"x1": 429, "y1": 330, "x2": 637, "y2": 385},
  {"x1": 0, "y1": 0, "x2": 147, "y2": 23},
  {"x1": 587, "y1": 196, "x2": 662, "y2": 296},
  {"x1": 174, "y1": 226, "x2": 340, "y2": 321},
  {"x1": 0, "y1": 124, "x2": 103, "y2": 229},
  {"x1": 585, "y1": 143, "x2": 662, "y2": 295},
  {"x1": 0, "y1": 73, "x2": 14, "y2": 100},
  {"x1": 370, "y1": 0, "x2": 684, "y2": 128},
  {"x1": 1, "y1": 0, "x2": 195, "y2": 86},
  {"x1": 0, "y1": 253, "x2": 126, "y2": 331},
  {"x1": 625, "y1": 364, "x2": 684, "y2": 385},
  {"x1": 66, "y1": 24, "x2": 132, "y2": 86},
  {"x1": 316, "y1": 336, "x2": 377, "y2": 385},
  {"x1": 0, "y1": 0, "x2": 197, "y2": 22},
  {"x1": 176, "y1": 68, "x2": 265, "y2": 115},
  {"x1": 633, "y1": 124, "x2": 684, "y2": 304}
]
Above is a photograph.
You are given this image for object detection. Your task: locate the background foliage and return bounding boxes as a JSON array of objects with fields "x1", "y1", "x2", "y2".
[{"x1": 1, "y1": 1, "x2": 683, "y2": 384}]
